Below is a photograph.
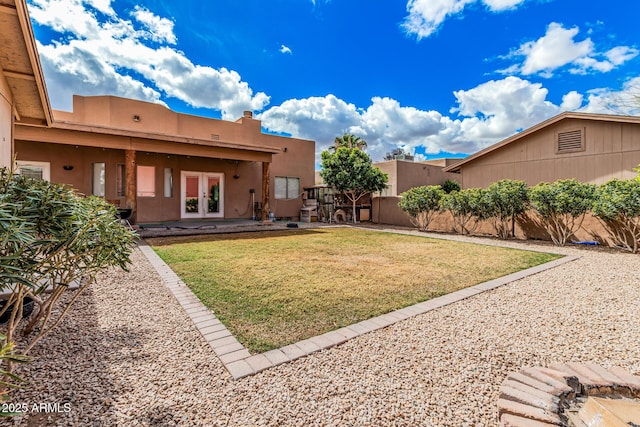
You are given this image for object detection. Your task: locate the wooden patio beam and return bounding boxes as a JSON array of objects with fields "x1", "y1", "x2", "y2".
[
  {"x1": 261, "y1": 162, "x2": 270, "y2": 221},
  {"x1": 125, "y1": 149, "x2": 137, "y2": 224}
]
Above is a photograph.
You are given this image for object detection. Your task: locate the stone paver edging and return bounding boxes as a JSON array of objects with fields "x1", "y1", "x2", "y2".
[{"x1": 138, "y1": 236, "x2": 578, "y2": 380}]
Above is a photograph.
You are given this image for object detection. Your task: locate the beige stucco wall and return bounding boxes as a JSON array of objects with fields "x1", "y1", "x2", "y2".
[
  {"x1": 15, "y1": 139, "x2": 313, "y2": 223},
  {"x1": 375, "y1": 160, "x2": 461, "y2": 197},
  {"x1": 54, "y1": 96, "x2": 269, "y2": 149},
  {"x1": 15, "y1": 95, "x2": 315, "y2": 223},
  {"x1": 0, "y1": 71, "x2": 12, "y2": 168},
  {"x1": 460, "y1": 119, "x2": 640, "y2": 188}
]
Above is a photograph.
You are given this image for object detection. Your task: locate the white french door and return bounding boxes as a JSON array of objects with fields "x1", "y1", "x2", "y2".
[{"x1": 180, "y1": 171, "x2": 224, "y2": 219}]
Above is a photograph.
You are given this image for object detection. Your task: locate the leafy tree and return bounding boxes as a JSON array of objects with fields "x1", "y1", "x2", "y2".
[
  {"x1": 592, "y1": 179, "x2": 640, "y2": 253},
  {"x1": 528, "y1": 179, "x2": 597, "y2": 246},
  {"x1": 483, "y1": 179, "x2": 529, "y2": 239},
  {"x1": 441, "y1": 179, "x2": 461, "y2": 194},
  {"x1": 440, "y1": 188, "x2": 487, "y2": 235},
  {"x1": 330, "y1": 133, "x2": 367, "y2": 152},
  {"x1": 0, "y1": 168, "x2": 136, "y2": 368},
  {"x1": 321, "y1": 147, "x2": 387, "y2": 224},
  {"x1": 398, "y1": 185, "x2": 445, "y2": 231}
]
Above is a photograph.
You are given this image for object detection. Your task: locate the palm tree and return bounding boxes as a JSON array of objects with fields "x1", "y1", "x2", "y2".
[{"x1": 330, "y1": 133, "x2": 367, "y2": 151}]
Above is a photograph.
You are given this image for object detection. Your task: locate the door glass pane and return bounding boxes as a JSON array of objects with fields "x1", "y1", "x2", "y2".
[
  {"x1": 164, "y1": 168, "x2": 173, "y2": 197},
  {"x1": 207, "y1": 176, "x2": 220, "y2": 213},
  {"x1": 185, "y1": 175, "x2": 200, "y2": 213},
  {"x1": 92, "y1": 163, "x2": 105, "y2": 197},
  {"x1": 116, "y1": 164, "x2": 125, "y2": 197},
  {"x1": 137, "y1": 166, "x2": 155, "y2": 197}
]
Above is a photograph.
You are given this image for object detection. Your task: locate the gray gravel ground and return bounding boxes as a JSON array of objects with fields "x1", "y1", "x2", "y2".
[{"x1": 6, "y1": 229, "x2": 640, "y2": 427}]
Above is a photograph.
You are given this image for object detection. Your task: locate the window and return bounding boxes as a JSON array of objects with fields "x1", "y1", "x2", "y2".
[
  {"x1": 92, "y1": 163, "x2": 105, "y2": 197},
  {"x1": 275, "y1": 176, "x2": 300, "y2": 199},
  {"x1": 164, "y1": 168, "x2": 173, "y2": 197},
  {"x1": 15, "y1": 161, "x2": 50, "y2": 181},
  {"x1": 116, "y1": 164, "x2": 125, "y2": 197},
  {"x1": 556, "y1": 128, "x2": 585, "y2": 153},
  {"x1": 137, "y1": 165, "x2": 155, "y2": 197}
]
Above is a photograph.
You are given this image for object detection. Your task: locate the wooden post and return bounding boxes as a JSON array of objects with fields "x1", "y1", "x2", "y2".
[
  {"x1": 261, "y1": 161, "x2": 270, "y2": 221},
  {"x1": 125, "y1": 149, "x2": 137, "y2": 224}
]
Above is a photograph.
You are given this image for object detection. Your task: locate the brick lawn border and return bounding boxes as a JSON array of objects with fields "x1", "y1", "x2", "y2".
[
  {"x1": 138, "y1": 234, "x2": 578, "y2": 380},
  {"x1": 497, "y1": 363, "x2": 640, "y2": 426}
]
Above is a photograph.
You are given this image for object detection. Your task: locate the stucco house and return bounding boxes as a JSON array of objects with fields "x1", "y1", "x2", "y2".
[
  {"x1": 1, "y1": 0, "x2": 314, "y2": 224},
  {"x1": 444, "y1": 112, "x2": 640, "y2": 188},
  {"x1": 372, "y1": 158, "x2": 461, "y2": 226}
]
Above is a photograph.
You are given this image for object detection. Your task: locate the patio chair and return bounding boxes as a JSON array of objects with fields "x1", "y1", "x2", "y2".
[{"x1": 116, "y1": 208, "x2": 134, "y2": 230}]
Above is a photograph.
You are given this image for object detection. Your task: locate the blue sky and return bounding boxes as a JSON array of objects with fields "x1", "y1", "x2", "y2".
[{"x1": 27, "y1": 0, "x2": 640, "y2": 166}]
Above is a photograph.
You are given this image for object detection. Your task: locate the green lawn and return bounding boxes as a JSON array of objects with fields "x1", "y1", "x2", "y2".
[{"x1": 150, "y1": 228, "x2": 560, "y2": 353}]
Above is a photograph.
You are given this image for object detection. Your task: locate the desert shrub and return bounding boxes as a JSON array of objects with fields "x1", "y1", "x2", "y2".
[
  {"x1": 483, "y1": 180, "x2": 529, "y2": 239},
  {"x1": 591, "y1": 179, "x2": 640, "y2": 253},
  {"x1": 440, "y1": 188, "x2": 487, "y2": 235},
  {"x1": 441, "y1": 179, "x2": 461, "y2": 194},
  {"x1": 528, "y1": 179, "x2": 597, "y2": 246},
  {"x1": 0, "y1": 168, "x2": 136, "y2": 375},
  {"x1": 398, "y1": 185, "x2": 445, "y2": 231}
]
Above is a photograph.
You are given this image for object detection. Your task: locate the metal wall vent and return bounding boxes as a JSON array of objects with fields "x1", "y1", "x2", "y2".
[
  {"x1": 556, "y1": 129, "x2": 584, "y2": 153},
  {"x1": 211, "y1": 134, "x2": 220, "y2": 140}
]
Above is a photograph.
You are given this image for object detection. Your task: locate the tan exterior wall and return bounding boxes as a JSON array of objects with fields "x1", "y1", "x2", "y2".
[
  {"x1": 15, "y1": 139, "x2": 313, "y2": 223},
  {"x1": 375, "y1": 160, "x2": 461, "y2": 197},
  {"x1": 0, "y1": 71, "x2": 12, "y2": 168},
  {"x1": 460, "y1": 119, "x2": 640, "y2": 188},
  {"x1": 54, "y1": 96, "x2": 268, "y2": 149},
  {"x1": 14, "y1": 95, "x2": 315, "y2": 223}
]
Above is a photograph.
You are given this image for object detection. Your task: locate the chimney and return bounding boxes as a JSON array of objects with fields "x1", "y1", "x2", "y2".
[{"x1": 243, "y1": 110, "x2": 253, "y2": 119}]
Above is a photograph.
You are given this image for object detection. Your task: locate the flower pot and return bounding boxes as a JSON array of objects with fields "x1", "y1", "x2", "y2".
[{"x1": 0, "y1": 297, "x2": 34, "y2": 324}]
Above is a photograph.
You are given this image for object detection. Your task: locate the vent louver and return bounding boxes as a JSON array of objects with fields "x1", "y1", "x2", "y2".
[{"x1": 557, "y1": 129, "x2": 583, "y2": 153}]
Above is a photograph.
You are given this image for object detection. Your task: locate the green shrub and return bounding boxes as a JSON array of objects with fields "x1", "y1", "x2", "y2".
[
  {"x1": 440, "y1": 188, "x2": 487, "y2": 235},
  {"x1": 0, "y1": 168, "x2": 136, "y2": 363},
  {"x1": 528, "y1": 179, "x2": 596, "y2": 246},
  {"x1": 484, "y1": 180, "x2": 529, "y2": 239},
  {"x1": 441, "y1": 179, "x2": 461, "y2": 194},
  {"x1": 592, "y1": 179, "x2": 640, "y2": 253},
  {"x1": 398, "y1": 185, "x2": 445, "y2": 231}
]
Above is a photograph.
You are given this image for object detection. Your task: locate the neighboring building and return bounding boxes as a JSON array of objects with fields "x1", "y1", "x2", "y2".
[
  {"x1": 375, "y1": 158, "x2": 461, "y2": 197},
  {"x1": 372, "y1": 159, "x2": 461, "y2": 226},
  {"x1": 2, "y1": 0, "x2": 315, "y2": 224},
  {"x1": 444, "y1": 112, "x2": 640, "y2": 188}
]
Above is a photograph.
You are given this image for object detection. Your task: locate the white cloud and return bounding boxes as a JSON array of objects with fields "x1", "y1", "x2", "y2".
[
  {"x1": 501, "y1": 22, "x2": 638, "y2": 77},
  {"x1": 280, "y1": 44, "x2": 292, "y2": 55},
  {"x1": 402, "y1": 0, "x2": 528, "y2": 40},
  {"x1": 402, "y1": 0, "x2": 473, "y2": 40},
  {"x1": 131, "y1": 6, "x2": 177, "y2": 44},
  {"x1": 29, "y1": 0, "x2": 269, "y2": 120},
  {"x1": 482, "y1": 0, "x2": 526, "y2": 10},
  {"x1": 580, "y1": 76, "x2": 640, "y2": 116},
  {"x1": 259, "y1": 77, "x2": 584, "y2": 164},
  {"x1": 451, "y1": 76, "x2": 563, "y2": 148},
  {"x1": 560, "y1": 91, "x2": 583, "y2": 110},
  {"x1": 520, "y1": 23, "x2": 592, "y2": 75},
  {"x1": 604, "y1": 46, "x2": 639, "y2": 66}
]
